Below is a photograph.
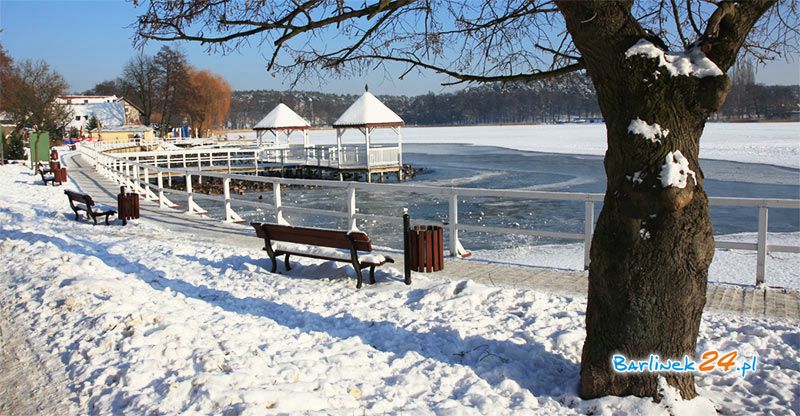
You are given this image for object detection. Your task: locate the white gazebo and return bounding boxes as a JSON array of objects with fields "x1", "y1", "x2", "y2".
[
  {"x1": 253, "y1": 103, "x2": 310, "y2": 147},
  {"x1": 333, "y1": 87, "x2": 405, "y2": 180}
]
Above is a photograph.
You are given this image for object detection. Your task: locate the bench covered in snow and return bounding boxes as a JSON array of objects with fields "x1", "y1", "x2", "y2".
[
  {"x1": 251, "y1": 222, "x2": 394, "y2": 289},
  {"x1": 64, "y1": 190, "x2": 117, "y2": 225}
]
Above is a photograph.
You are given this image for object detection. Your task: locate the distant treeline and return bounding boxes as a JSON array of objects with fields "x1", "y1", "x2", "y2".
[
  {"x1": 227, "y1": 71, "x2": 799, "y2": 128},
  {"x1": 227, "y1": 74, "x2": 600, "y2": 128}
]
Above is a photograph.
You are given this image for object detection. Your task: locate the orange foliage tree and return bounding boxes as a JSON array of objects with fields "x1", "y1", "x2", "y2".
[{"x1": 184, "y1": 69, "x2": 232, "y2": 135}]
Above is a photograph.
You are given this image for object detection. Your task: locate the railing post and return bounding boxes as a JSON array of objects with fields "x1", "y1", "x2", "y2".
[
  {"x1": 347, "y1": 185, "x2": 357, "y2": 231},
  {"x1": 186, "y1": 173, "x2": 194, "y2": 214},
  {"x1": 254, "y1": 151, "x2": 259, "y2": 175},
  {"x1": 227, "y1": 151, "x2": 231, "y2": 174},
  {"x1": 448, "y1": 193, "x2": 459, "y2": 257},
  {"x1": 584, "y1": 200, "x2": 594, "y2": 270},
  {"x1": 167, "y1": 154, "x2": 172, "y2": 187},
  {"x1": 157, "y1": 171, "x2": 165, "y2": 208},
  {"x1": 133, "y1": 165, "x2": 142, "y2": 194},
  {"x1": 274, "y1": 181, "x2": 286, "y2": 224},
  {"x1": 222, "y1": 177, "x2": 243, "y2": 222},
  {"x1": 756, "y1": 205, "x2": 768, "y2": 286},
  {"x1": 143, "y1": 167, "x2": 151, "y2": 198}
]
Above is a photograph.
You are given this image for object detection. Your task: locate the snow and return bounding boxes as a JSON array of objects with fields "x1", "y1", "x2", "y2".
[
  {"x1": 273, "y1": 241, "x2": 387, "y2": 264},
  {"x1": 471, "y1": 231, "x2": 800, "y2": 289},
  {"x1": 251, "y1": 122, "x2": 800, "y2": 169},
  {"x1": 1, "y1": 162, "x2": 798, "y2": 415},
  {"x1": 660, "y1": 150, "x2": 697, "y2": 188},
  {"x1": 253, "y1": 103, "x2": 310, "y2": 130},
  {"x1": 628, "y1": 118, "x2": 668, "y2": 143},
  {"x1": 625, "y1": 39, "x2": 724, "y2": 78},
  {"x1": 333, "y1": 91, "x2": 404, "y2": 127}
]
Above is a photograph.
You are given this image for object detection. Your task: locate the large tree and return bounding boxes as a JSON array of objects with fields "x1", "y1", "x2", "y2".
[
  {"x1": 154, "y1": 45, "x2": 190, "y2": 135},
  {"x1": 120, "y1": 54, "x2": 160, "y2": 125},
  {"x1": 133, "y1": 0, "x2": 798, "y2": 401},
  {"x1": 184, "y1": 68, "x2": 232, "y2": 134},
  {"x1": 2, "y1": 58, "x2": 71, "y2": 134}
]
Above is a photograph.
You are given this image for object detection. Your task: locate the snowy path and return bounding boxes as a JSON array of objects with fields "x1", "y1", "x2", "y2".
[
  {"x1": 63, "y1": 153, "x2": 799, "y2": 321},
  {"x1": 1, "y1": 160, "x2": 798, "y2": 415}
]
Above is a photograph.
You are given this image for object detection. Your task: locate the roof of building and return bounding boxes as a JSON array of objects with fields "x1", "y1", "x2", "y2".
[
  {"x1": 92, "y1": 125, "x2": 153, "y2": 133},
  {"x1": 73, "y1": 102, "x2": 126, "y2": 127},
  {"x1": 333, "y1": 90, "x2": 404, "y2": 128},
  {"x1": 253, "y1": 103, "x2": 310, "y2": 130}
]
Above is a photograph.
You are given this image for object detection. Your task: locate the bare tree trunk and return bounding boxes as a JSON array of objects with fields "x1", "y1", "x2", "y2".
[
  {"x1": 580, "y1": 115, "x2": 715, "y2": 399},
  {"x1": 555, "y1": 0, "x2": 741, "y2": 400}
]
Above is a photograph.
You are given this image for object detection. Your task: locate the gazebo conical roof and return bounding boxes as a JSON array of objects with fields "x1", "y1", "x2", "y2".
[
  {"x1": 254, "y1": 103, "x2": 310, "y2": 130},
  {"x1": 333, "y1": 91, "x2": 404, "y2": 128}
]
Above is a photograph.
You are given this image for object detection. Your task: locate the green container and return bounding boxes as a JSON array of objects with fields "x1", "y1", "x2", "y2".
[{"x1": 29, "y1": 132, "x2": 50, "y2": 169}]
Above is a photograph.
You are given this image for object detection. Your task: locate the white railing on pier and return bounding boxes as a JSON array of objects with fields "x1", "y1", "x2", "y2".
[
  {"x1": 78, "y1": 143, "x2": 800, "y2": 287},
  {"x1": 112, "y1": 144, "x2": 401, "y2": 171}
]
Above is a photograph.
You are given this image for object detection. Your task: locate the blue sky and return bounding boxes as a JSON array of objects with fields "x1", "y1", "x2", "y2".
[{"x1": 1, "y1": 0, "x2": 798, "y2": 95}]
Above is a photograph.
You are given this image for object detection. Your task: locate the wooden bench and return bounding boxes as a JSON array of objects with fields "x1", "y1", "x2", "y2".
[
  {"x1": 64, "y1": 190, "x2": 117, "y2": 225},
  {"x1": 251, "y1": 222, "x2": 394, "y2": 289},
  {"x1": 39, "y1": 168, "x2": 56, "y2": 186}
]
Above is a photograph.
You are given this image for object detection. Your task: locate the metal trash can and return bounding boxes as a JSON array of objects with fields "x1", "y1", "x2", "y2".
[
  {"x1": 117, "y1": 186, "x2": 140, "y2": 226},
  {"x1": 403, "y1": 212, "x2": 445, "y2": 279},
  {"x1": 50, "y1": 149, "x2": 59, "y2": 161},
  {"x1": 54, "y1": 167, "x2": 67, "y2": 185},
  {"x1": 49, "y1": 160, "x2": 60, "y2": 172}
]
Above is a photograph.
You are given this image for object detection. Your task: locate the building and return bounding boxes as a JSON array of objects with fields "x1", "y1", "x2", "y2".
[
  {"x1": 58, "y1": 95, "x2": 143, "y2": 132},
  {"x1": 253, "y1": 103, "x2": 310, "y2": 147},
  {"x1": 92, "y1": 125, "x2": 155, "y2": 143}
]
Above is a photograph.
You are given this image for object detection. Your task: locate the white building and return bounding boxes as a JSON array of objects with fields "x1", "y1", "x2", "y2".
[{"x1": 58, "y1": 95, "x2": 143, "y2": 133}]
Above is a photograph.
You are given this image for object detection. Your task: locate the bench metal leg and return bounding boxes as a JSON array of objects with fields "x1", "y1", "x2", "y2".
[
  {"x1": 369, "y1": 266, "x2": 376, "y2": 284},
  {"x1": 284, "y1": 254, "x2": 291, "y2": 271},
  {"x1": 355, "y1": 267, "x2": 364, "y2": 289}
]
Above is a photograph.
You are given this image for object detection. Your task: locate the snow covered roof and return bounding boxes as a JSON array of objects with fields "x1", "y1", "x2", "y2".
[
  {"x1": 333, "y1": 91, "x2": 404, "y2": 128},
  {"x1": 253, "y1": 103, "x2": 310, "y2": 130},
  {"x1": 74, "y1": 102, "x2": 126, "y2": 127}
]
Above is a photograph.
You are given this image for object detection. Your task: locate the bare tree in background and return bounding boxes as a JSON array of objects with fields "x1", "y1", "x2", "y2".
[
  {"x1": 154, "y1": 45, "x2": 190, "y2": 135},
  {"x1": 133, "y1": 0, "x2": 799, "y2": 401},
  {"x1": 120, "y1": 54, "x2": 160, "y2": 125},
  {"x1": 2, "y1": 59, "x2": 71, "y2": 135}
]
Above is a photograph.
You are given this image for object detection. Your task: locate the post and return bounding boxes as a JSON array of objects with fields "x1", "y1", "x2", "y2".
[
  {"x1": 167, "y1": 154, "x2": 172, "y2": 187},
  {"x1": 157, "y1": 171, "x2": 165, "y2": 208},
  {"x1": 185, "y1": 173, "x2": 194, "y2": 214},
  {"x1": 403, "y1": 210, "x2": 412, "y2": 285},
  {"x1": 395, "y1": 126, "x2": 404, "y2": 181},
  {"x1": 143, "y1": 167, "x2": 151, "y2": 199},
  {"x1": 254, "y1": 151, "x2": 259, "y2": 175},
  {"x1": 584, "y1": 200, "x2": 594, "y2": 270},
  {"x1": 274, "y1": 181, "x2": 286, "y2": 224},
  {"x1": 347, "y1": 185, "x2": 357, "y2": 231},
  {"x1": 448, "y1": 193, "x2": 459, "y2": 257},
  {"x1": 756, "y1": 205, "x2": 768, "y2": 286},
  {"x1": 223, "y1": 177, "x2": 235, "y2": 222},
  {"x1": 227, "y1": 151, "x2": 231, "y2": 174}
]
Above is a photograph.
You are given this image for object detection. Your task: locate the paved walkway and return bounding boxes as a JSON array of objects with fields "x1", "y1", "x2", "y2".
[{"x1": 64, "y1": 153, "x2": 800, "y2": 321}]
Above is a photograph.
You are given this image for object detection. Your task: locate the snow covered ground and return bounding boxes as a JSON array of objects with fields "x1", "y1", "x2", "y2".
[
  {"x1": 472, "y1": 231, "x2": 800, "y2": 289},
  {"x1": 227, "y1": 122, "x2": 800, "y2": 169},
  {"x1": 1, "y1": 165, "x2": 798, "y2": 414}
]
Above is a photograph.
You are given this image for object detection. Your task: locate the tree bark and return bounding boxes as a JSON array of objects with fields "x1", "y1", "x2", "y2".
[{"x1": 555, "y1": 0, "x2": 738, "y2": 400}]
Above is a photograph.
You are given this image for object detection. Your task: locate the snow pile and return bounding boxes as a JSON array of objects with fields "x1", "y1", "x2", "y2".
[
  {"x1": 628, "y1": 118, "x2": 668, "y2": 143},
  {"x1": 660, "y1": 150, "x2": 697, "y2": 188},
  {"x1": 1, "y1": 164, "x2": 798, "y2": 415},
  {"x1": 625, "y1": 39, "x2": 724, "y2": 78}
]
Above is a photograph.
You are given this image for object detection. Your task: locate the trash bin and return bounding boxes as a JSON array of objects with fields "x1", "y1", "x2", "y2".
[
  {"x1": 117, "y1": 186, "x2": 140, "y2": 226},
  {"x1": 54, "y1": 167, "x2": 67, "y2": 185},
  {"x1": 50, "y1": 149, "x2": 59, "y2": 161},
  {"x1": 49, "y1": 160, "x2": 60, "y2": 172},
  {"x1": 404, "y1": 213, "x2": 445, "y2": 275}
]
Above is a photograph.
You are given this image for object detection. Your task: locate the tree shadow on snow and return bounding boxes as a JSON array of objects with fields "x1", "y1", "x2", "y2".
[{"x1": 9, "y1": 228, "x2": 581, "y2": 404}]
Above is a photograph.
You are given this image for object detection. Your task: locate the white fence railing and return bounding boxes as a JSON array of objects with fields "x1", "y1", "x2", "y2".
[
  {"x1": 115, "y1": 144, "x2": 400, "y2": 171},
  {"x1": 79, "y1": 143, "x2": 800, "y2": 287}
]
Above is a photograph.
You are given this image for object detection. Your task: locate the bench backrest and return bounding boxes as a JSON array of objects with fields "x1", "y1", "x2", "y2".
[
  {"x1": 64, "y1": 190, "x2": 95, "y2": 207},
  {"x1": 251, "y1": 222, "x2": 372, "y2": 252}
]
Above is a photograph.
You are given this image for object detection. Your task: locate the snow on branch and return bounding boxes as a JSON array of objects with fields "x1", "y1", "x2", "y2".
[
  {"x1": 625, "y1": 39, "x2": 723, "y2": 78},
  {"x1": 627, "y1": 118, "x2": 668, "y2": 144},
  {"x1": 659, "y1": 150, "x2": 697, "y2": 189}
]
